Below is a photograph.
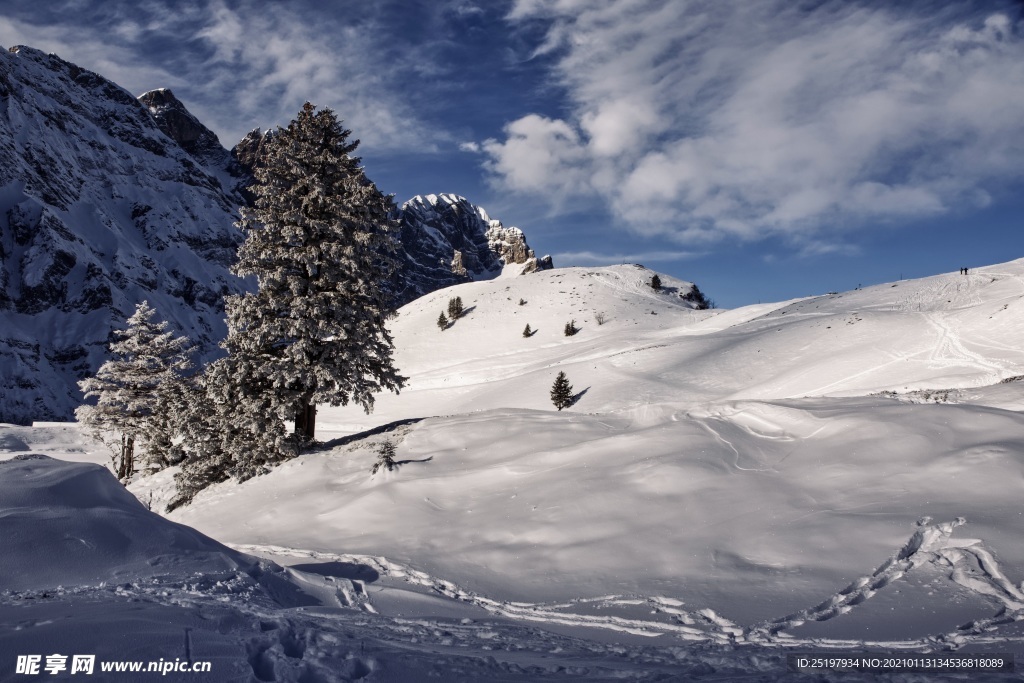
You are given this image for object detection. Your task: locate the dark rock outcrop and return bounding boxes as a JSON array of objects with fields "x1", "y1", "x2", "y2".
[
  {"x1": 138, "y1": 88, "x2": 225, "y2": 166},
  {"x1": 396, "y1": 194, "x2": 552, "y2": 305}
]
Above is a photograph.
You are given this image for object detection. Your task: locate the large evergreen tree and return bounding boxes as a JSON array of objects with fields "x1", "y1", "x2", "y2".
[
  {"x1": 76, "y1": 301, "x2": 192, "y2": 481},
  {"x1": 228, "y1": 102, "x2": 406, "y2": 446}
]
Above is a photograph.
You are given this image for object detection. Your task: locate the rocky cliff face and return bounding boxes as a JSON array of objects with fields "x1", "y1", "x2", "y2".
[
  {"x1": 0, "y1": 46, "x2": 247, "y2": 424},
  {"x1": 396, "y1": 194, "x2": 552, "y2": 305}
]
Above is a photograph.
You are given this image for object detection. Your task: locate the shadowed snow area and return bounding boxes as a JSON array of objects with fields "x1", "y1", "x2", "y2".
[
  {"x1": 0, "y1": 455, "x2": 254, "y2": 591},
  {"x1": 5, "y1": 262, "x2": 1024, "y2": 680}
]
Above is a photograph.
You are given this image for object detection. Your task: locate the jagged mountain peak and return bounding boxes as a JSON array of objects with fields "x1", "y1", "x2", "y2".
[
  {"x1": 396, "y1": 193, "x2": 553, "y2": 305},
  {"x1": 138, "y1": 88, "x2": 226, "y2": 167}
]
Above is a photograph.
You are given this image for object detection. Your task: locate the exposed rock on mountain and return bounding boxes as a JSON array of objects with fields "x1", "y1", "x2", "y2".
[
  {"x1": 396, "y1": 193, "x2": 552, "y2": 305},
  {"x1": 0, "y1": 46, "x2": 247, "y2": 424},
  {"x1": 138, "y1": 88, "x2": 224, "y2": 165}
]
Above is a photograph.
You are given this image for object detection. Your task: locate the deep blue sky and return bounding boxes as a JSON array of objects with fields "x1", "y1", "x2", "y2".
[{"x1": 3, "y1": 0, "x2": 1023, "y2": 308}]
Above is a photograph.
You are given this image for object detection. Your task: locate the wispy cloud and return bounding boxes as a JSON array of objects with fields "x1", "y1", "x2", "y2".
[
  {"x1": 487, "y1": 1, "x2": 1024, "y2": 246},
  {"x1": 0, "y1": 0, "x2": 441, "y2": 150},
  {"x1": 554, "y1": 249, "x2": 701, "y2": 265}
]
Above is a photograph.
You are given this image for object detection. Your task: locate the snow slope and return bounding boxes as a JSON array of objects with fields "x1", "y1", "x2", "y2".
[
  {"x1": 160, "y1": 262, "x2": 1024, "y2": 657},
  {"x1": 0, "y1": 456, "x2": 812, "y2": 681},
  {"x1": 6, "y1": 261, "x2": 1024, "y2": 680}
]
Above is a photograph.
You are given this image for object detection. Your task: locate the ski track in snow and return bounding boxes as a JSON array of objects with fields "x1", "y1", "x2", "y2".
[
  {"x1": 923, "y1": 312, "x2": 1005, "y2": 383},
  {"x1": 233, "y1": 517, "x2": 1024, "y2": 653}
]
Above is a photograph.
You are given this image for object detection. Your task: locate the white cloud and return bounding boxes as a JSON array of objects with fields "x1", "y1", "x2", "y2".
[
  {"x1": 554, "y1": 249, "x2": 700, "y2": 265},
  {"x1": 482, "y1": 114, "x2": 591, "y2": 204},
  {"x1": 458, "y1": 141, "x2": 482, "y2": 153},
  {"x1": 490, "y1": 1, "x2": 1024, "y2": 246},
  {"x1": 0, "y1": 1, "x2": 437, "y2": 151}
]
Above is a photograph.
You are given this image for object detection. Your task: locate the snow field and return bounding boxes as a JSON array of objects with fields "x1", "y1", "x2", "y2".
[{"x1": 6, "y1": 260, "x2": 1024, "y2": 679}]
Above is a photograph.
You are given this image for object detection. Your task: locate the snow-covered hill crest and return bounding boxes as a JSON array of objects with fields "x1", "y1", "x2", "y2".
[
  {"x1": 396, "y1": 193, "x2": 553, "y2": 305},
  {"x1": 0, "y1": 45, "x2": 250, "y2": 424}
]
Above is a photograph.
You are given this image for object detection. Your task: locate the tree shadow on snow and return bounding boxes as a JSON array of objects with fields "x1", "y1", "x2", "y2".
[
  {"x1": 315, "y1": 417, "x2": 428, "y2": 451},
  {"x1": 395, "y1": 456, "x2": 433, "y2": 466},
  {"x1": 290, "y1": 561, "x2": 380, "y2": 583},
  {"x1": 571, "y1": 387, "x2": 590, "y2": 406}
]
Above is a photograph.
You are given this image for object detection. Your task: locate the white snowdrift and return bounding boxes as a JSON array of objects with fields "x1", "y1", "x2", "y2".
[{"x1": 0, "y1": 455, "x2": 255, "y2": 591}]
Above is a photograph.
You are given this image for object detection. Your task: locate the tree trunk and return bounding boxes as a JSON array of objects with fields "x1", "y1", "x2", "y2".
[
  {"x1": 295, "y1": 400, "x2": 317, "y2": 442},
  {"x1": 118, "y1": 434, "x2": 135, "y2": 481}
]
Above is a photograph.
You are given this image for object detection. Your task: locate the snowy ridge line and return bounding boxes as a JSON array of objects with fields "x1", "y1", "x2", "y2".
[{"x1": 230, "y1": 544, "x2": 739, "y2": 642}]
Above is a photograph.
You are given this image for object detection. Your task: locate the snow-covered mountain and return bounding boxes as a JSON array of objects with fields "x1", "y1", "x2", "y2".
[
  {"x1": 395, "y1": 193, "x2": 553, "y2": 305},
  {"x1": 0, "y1": 46, "x2": 552, "y2": 425},
  {"x1": 0, "y1": 46, "x2": 247, "y2": 425}
]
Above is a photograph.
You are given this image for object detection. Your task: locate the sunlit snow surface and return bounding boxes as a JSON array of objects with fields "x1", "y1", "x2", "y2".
[{"x1": 4, "y1": 263, "x2": 1024, "y2": 680}]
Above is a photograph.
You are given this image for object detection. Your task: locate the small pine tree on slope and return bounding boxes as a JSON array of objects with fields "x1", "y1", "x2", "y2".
[
  {"x1": 550, "y1": 371, "x2": 574, "y2": 411},
  {"x1": 371, "y1": 440, "x2": 397, "y2": 474},
  {"x1": 523, "y1": 323, "x2": 532, "y2": 338},
  {"x1": 76, "y1": 301, "x2": 192, "y2": 481},
  {"x1": 227, "y1": 102, "x2": 406, "y2": 447},
  {"x1": 437, "y1": 311, "x2": 449, "y2": 330},
  {"x1": 447, "y1": 296, "x2": 464, "y2": 319}
]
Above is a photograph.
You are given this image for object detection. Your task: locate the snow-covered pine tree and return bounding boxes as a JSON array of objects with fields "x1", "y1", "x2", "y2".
[
  {"x1": 229, "y1": 102, "x2": 406, "y2": 448},
  {"x1": 171, "y1": 354, "x2": 294, "y2": 508},
  {"x1": 650, "y1": 274, "x2": 662, "y2": 291},
  {"x1": 523, "y1": 323, "x2": 532, "y2": 337},
  {"x1": 437, "y1": 311, "x2": 449, "y2": 330},
  {"x1": 550, "y1": 371, "x2": 574, "y2": 411},
  {"x1": 76, "y1": 301, "x2": 192, "y2": 481}
]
